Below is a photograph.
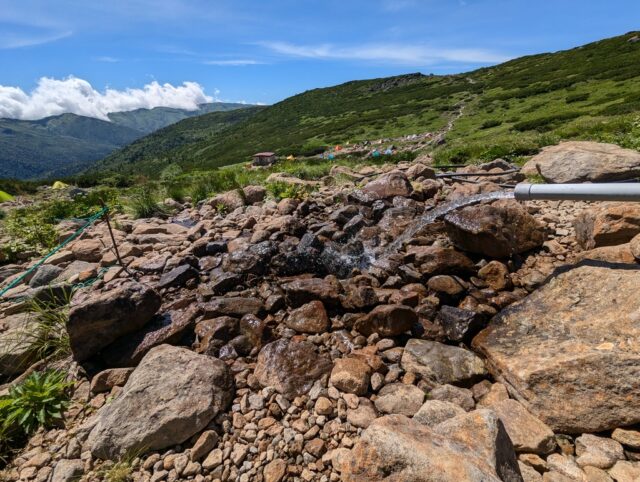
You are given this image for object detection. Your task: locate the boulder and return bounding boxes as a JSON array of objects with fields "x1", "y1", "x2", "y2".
[
  {"x1": 574, "y1": 203, "x2": 640, "y2": 249},
  {"x1": 157, "y1": 264, "x2": 198, "y2": 289},
  {"x1": 491, "y1": 399, "x2": 556, "y2": 455},
  {"x1": 100, "y1": 307, "x2": 200, "y2": 367},
  {"x1": 575, "y1": 434, "x2": 624, "y2": 469},
  {"x1": 405, "y1": 245, "x2": 475, "y2": 276},
  {"x1": 242, "y1": 185, "x2": 266, "y2": 204},
  {"x1": 473, "y1": 262, "x2": 640, "y2": 433},
  {"x1": 283, "y1": 277, "x2": 342, "y2": 307},
  {"x1": 374, "y1": 383, "x2": 425, "y2": 416},
  {"x1": 362, "y1": 171, "x2": 413, "y2": 200},
  {"x1": 50, "y1": 459, "x2": 84, "y2": 482},
  {"x1": 343, "y1": 411, "x2": 523, "y2": 481},
  {"x1": 86, "y1": 345, "x2": 233, "y2": 459},
  {"x1": 285, "y1": 301, "x2": 330, "y2": 334},
  {"x1": 444, "y1": 200, "x2": 544, "y2": 258},
  {"x1": 521, "y1": 141, "x2": 640, "y2": 183},
  {"x1": 71, "y1": 239, "x2": 103, "y2": 262},
  {"x1": 354, "y1": 304, "x2": 417, "y2": 337},
  {"x1": 209, "y1": 190, "x2": 245, "y2": 211},
  {"x1": 28, "y1": 264, "x2": 63, "y2": 288},
  {"x1": 413, "y1": 400, "x2": 465, "y2": 427},
  {"x1": 254, "y1": 339, "x2": 332, "y2": 398},
  {"x1": 67, "y1": 282, "x2": 161, "y2": 361},
  {"x1": 330, "y1": 357, "x2": 372, "y2": 395},
  {"x1": 401, "y1": 339, "x2": 487, "y2": 387},
  {"x1": 0, "y1": 313, "x2": 38, "y2": 376}
]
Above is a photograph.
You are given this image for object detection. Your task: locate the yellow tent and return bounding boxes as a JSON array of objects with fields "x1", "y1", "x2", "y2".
[
  {"x1": 286, "y1": 155, "x2": 295, "y2": 161},
  {"x1": 0, "y1": 190, "x2": 14, "y2": 202},
  {"x1": 52, "y1": 181, "x2": 69, "y2": 190}
]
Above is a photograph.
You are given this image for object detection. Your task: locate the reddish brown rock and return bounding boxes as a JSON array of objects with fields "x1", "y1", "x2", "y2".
[
  {"x1": 354, "y1": 304, "x2": 417, "y2": 337},
  {"x1": 574, "y1": 203, "x2": 640, "y2": 249},
  {"x1": 285, "y1": 300, "x2": 330, "y2": 334}
]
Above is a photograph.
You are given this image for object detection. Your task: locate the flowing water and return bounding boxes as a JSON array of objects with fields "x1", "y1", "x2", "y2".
[{"x1": 385, "y1": 190, "x2": 515, "y2": 255}]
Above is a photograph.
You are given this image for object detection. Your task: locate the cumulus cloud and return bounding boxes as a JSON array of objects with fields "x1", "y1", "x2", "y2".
[
  {"x1": 0, "y1": 76, "x2": 215, "y2": 120},
  {"x1": 203, "y1": 59, "x2": 264, "y2": 66},
  {"x1": 259, "y1": 41, "x2": 510, "y2": 66}
]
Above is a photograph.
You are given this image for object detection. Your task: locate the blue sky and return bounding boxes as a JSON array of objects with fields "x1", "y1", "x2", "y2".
[{"x1": 1, "y1": 0, "x2": 639, "y2": 119}]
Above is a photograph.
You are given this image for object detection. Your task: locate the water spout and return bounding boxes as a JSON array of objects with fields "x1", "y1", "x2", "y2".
[{"x1": 514, "y1": 183, "x2": 640, "y2": 202}]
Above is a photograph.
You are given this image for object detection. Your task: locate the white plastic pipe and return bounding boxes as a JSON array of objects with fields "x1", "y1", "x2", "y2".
[{"x1": 514, "y1": 183, "x2": 640, "y2": 202}]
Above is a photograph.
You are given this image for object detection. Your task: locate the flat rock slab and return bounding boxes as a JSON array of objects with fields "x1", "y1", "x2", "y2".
[
  {"x1": 521, "y1": 141, "x2": 640, "y2": 183},
  {"x1": 473, "y1": 262, "x2": 640, "y2": 433},
  {"x1": 87, "y1": 345, "x2": 233, "y2": 459}
]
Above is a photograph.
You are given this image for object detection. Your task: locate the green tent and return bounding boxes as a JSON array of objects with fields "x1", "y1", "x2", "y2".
[{"x1": 0, "y1": 190, "x2": 14, "y2": 202}]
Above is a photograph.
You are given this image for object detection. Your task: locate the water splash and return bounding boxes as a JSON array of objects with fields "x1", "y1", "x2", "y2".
[{"x1": 385, "y1": 190, "x2": 515, "y2": 255}]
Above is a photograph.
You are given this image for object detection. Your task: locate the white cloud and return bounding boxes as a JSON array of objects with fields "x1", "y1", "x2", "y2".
[
  {"x1": 0, "y1": 76, "x2": 215, "y2": 120},
  {"x1": 95, "y1": 56, "x2": 119, "y2": 63},
  {"x1": 259, "y1": 41, "x2": 509, "y2": 66},
  {"x1": 0, "y1": 29, "x2": 72, "y2": 49},
  {"x1": 203, "y1": 59, "x2": 264, "y2": 66}
]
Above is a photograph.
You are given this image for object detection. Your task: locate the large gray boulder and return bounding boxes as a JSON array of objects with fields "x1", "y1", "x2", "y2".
[
  {"x1": 254, "y1": 339, "x2": 332, "y2": 398},
  {"x1": 343, "y1": 410, "x2": 523, "y2": 481},
  {"x1": 521, "y1": 141, "x2": 640, "y2": 183},
  {"x1": 473, "y1": 262, "x2": 640, "y2": 433},
  {"x1": 67, "y1": 282, "x2": 161, "y2": 361},
  {"x1": 444, "y1": 200, "x2": 544, "y2": 258},
  {"x1": 0, "y1": 312, "x2": 38, "y2": 376},
  {"x1": 401, "y1": 339, "x2": 487, "y2": 387},
  {"x1": 86, "y1": 345, "x2": 233, "y2": 459}
]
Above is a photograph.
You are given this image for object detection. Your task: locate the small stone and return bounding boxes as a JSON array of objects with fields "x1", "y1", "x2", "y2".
[
  {"x1": 492, "y1": 399, "x2": 556, "y2": 455},
  {"x1": 202, "y1": 449, "x2": 223, "y2": 470},
  {"x1": 608, "y1": 461, "x2": 640, "y2": 481},
  {"x1": 190, "y1": 430, "x2": 219, "y2": 462},
  {"x1": 428, "y1": 384, "x2": 475, "y2": 411},
  {"x1": 330, "y1": 358, "x2": 371, "y2": 395},
  {"x1": 347, "y1": 399, "x2": 378, "y2": 428},
  {"x1": 263, "y1": 459, "x2": 287, "y2": 482},
  {"x1": 315, "y1": 397, "x2": 333, "y2": 416},
  {"x1": 412, "y1": 400, "x2": 465, "y2": 427},
  {"x1": 374, "y1": 383, "x2": 424, "y2": 416},
  {"x1": 612, "y1": 428, "x2": 640, "y2": 450},
  {"x1": 575, "y1": 434, "x2": 624, "y2": 469}
]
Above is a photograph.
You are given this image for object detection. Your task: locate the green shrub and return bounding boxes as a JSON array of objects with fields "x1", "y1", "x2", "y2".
[
  {"x1": 512, "y1": 112, "x2": 581, "y2": 132},
  {"x1": 127, "y1": 185, "x2": 168, "y2": 219},
  {"x1": 480, "y1": 119, "x2": 502, "y2": 129},
  {"x1": 566, "y1": 92, "x2": 590, "y2": 103},
  {"x1": 1, "y1": 370, "x2": 72, "y2": 435},
  {"x1": 265, "y1": 182, "x2": 315, "y2": 201}
]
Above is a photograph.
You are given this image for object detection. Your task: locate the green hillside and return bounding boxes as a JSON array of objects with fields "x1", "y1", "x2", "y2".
[
  {"x1": 107, "y1": 102, "x2": 250, "y2": 134},
  {"x1": 94, "y1": 107, "x2": 265, "y2": 174},
  {"x1": 0, "y1": 103, "x2": 253, "y2": 180},
  {"x1": 97, "y1": 31, "x2": 640, "y2": 176}
]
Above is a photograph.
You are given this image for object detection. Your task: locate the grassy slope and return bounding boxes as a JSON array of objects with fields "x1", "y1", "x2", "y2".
[
  {"x1": 98, "y1": 31, "x2": 640, "y2": 176},
  {"x1": 93, "y1": 106, "x2": 266, "y2": 175}
]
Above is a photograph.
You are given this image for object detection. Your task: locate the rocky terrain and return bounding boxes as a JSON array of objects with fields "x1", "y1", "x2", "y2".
[{"x1": 3, "y1": 140, "x2": 640, "y2": 481}]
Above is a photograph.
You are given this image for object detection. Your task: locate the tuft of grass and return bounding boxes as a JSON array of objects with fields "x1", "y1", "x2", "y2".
[
  {"x1": 265, "y1": 182, "x2": 315, "y2": 201},
  {"x1": 94, "y1": 449, "x2": 144, "y2": 482},
  {"x1": 23, "y1": 291, "x2": 72, "y2": 361},
  {"x1": 127, "y1": 185, "x2": 168, "y2": 219}
]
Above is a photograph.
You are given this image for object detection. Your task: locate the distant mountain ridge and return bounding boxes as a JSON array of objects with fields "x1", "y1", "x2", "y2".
[{"x1": 0, "y1": 103, "x2": 253, "y2": 180}]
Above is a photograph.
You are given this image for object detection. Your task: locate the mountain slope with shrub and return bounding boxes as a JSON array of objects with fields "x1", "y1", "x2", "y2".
[
  {"x1": 0, "y1": 103, "x2": 253, "y2": 180},
  {"x1": 98, "y1": 31, "x2": 640, "y2": 177}
]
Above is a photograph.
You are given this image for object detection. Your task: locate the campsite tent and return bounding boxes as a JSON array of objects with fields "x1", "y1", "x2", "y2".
[
  {"x1": 0, "y1": 190, "x2": 14, "y2": 202},
  {"x1": 52, "y1": 181, "x2": 69, "y2": 190}
]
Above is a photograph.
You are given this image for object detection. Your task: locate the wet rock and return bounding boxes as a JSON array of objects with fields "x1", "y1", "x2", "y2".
[
  {"x1": 444, "y1": 200, "x2": 544, "y2": 258},
  {"x1": 413, "y1": 400, "x2": 465, "y2": 427},
  {"x1": 354, "y1": 304, "x2": 417, "y2": 337},
  {"x1": 574, "y1": 203, "x2": 640, "y2": 249},
  {"x1": 491, "y1": 399, "x2": 556, "y2": 455},
  {"x1": 473, "y1": 263, "x2": 640, "y2": 433},
  {"x1": 521, "y1": 141, "x2": 640, "y2": 183},
  {"x1": 435, "y1": 305, "x2": 484, "y2": 342},
  {"x1": 362, "y1": 171, "x2": 413, "y2": 200},
  {"x1": 158, "y1": 264, "x2": 198, "y2": 289},
  {"x1": 401, "y1": 339, "x2": 487, "y2": 387},
  {"x1": 343, "y1": 411, "x2": 523, "y2": 481},
  {"x1": 203, "y1": 296, "x2": 264, "y2": 317},
  {"x1": 283, "y1": 277, "x2": 342, "y2": 307},
  {"x1": 87, "y1": 345, "x2": 233, "y2": 459},
  {"x1": 374, "y1": 383, "x2": 425, "y2": 416},
  {"x1": 330, "y1": 357, "x2": 372, "y2": 395},
  {"x1": 405, "y1": 245, "x2": 475, "y2": 276},
  {"x1": 285, "y1": 300, "x2": 330, "y2": 334},
  {"x1": 67, "y1": 282, "x2": 161, "y2": 361},
  {"x1": 254, "y1": 339, "x2": 332, "y2": 398}
]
